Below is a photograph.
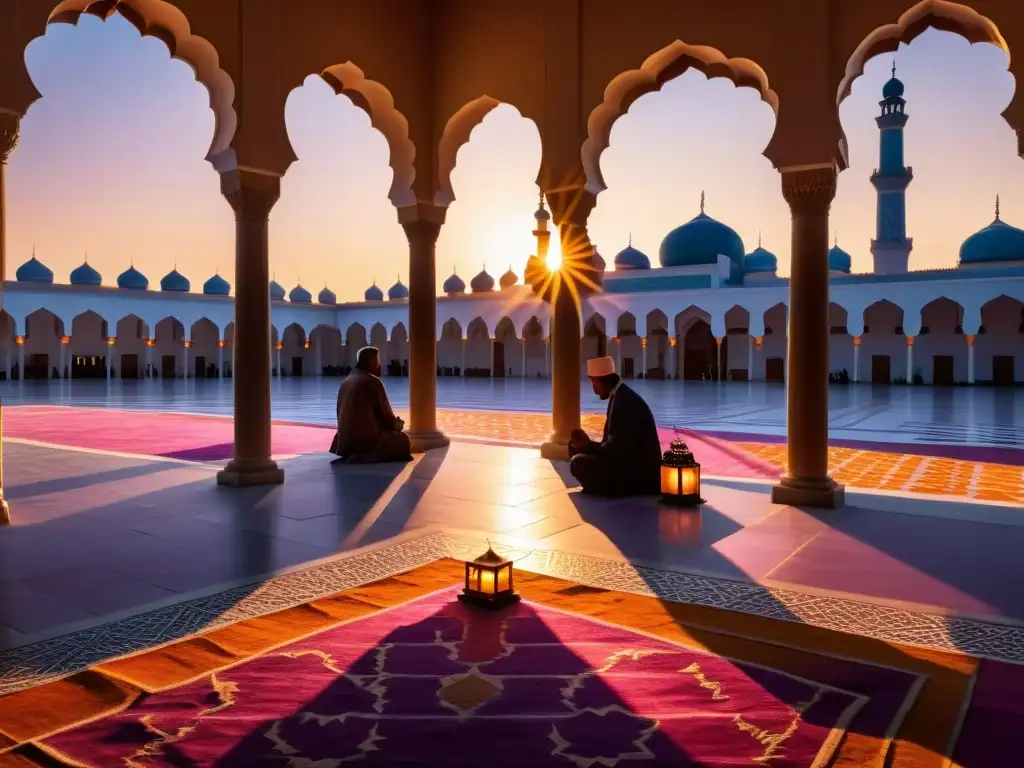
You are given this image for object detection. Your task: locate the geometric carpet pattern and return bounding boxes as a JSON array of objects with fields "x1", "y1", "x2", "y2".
[{"x1": 0, "y1": 559, "x2": 989, "y2": 767}]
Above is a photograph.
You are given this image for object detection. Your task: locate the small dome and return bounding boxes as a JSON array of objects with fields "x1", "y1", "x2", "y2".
[
  {"x1": 318, "y1": 285, "x2": 337, "y2": 305},
  {"x1": 744, "y1": 244, "x2": 778, "y2": 274},
  {"x1": 658, "y1": 193, "x2": 745, "y2": 282},
  {"x1": 613, "y1": 240, "x2": 650, "y2": 271},
  {"x1": 364, "y1": 282, "x2": 384, "y2": 302},
  {"x1": 203, "y1": 273, "x2": 231, "y2": 296},
  {"x1": 443, "y1": 271, "x2": 466, "y2": 295},
  {"x1": 289, "y1": 284, "x2": 312, "y2": 303},
  {"x1": 470, "y1": 267, "x2": 495, "y2": 293},
  {"x1": 959, "y1": 201, "x2": 1024, "y2": 266},
  {"x1": 269, "y1": 279, "x2": 286, "y2": 300},
  {"x1": 499, "y1": 265, "x2": 518, "y2": 288},
  {"x1": 117, "y1": 265, "x2": 149, "y2": 290},
  {"x1": 387, "y1": 278, "x2": 409, "y2": 300},
  {"x1": 70, "y1": 260, "x2": 102, "y2": 286},
  {"x1": 829, "y1": 240, "x2": 852, "y2": 273},
  {"x1": 16, "y1": 254, "x2": 54, "y2": 284},
  {"x1": 160, "y1": 268, "x2": 190, "y2": 293},
  {"x1": 534, "y1": 194, "x2": 550, "y2": 222},
  {"x1": 882, "y1": 75, "x2": 904, "y2": 100}
]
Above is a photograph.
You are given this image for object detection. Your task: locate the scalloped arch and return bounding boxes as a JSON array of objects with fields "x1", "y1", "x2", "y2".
[
  {"x1": 582, "y1": 40, "x2": 778, "y2": 196},
  {"x1": 838, "y1": 0, "x2": 1013, "y2": 160},
  {"x1": 435, "y1": 95, "x2": 503, "y2": 206},
  {"x1": 46, "y1": 0, "x2": 237, "y2": 165},
  {"x1": 321, "y1": 62, "x2": 417, "y2": 208}
]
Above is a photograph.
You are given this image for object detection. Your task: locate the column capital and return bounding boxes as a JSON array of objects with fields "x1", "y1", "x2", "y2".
[
  {"x1": 0, "y1": 112, "x2": 19, "y2": 165},
  {"x1": 780, "y1": 165, "x2": 837, "y2": 217},
  {"x1": 221, "y1": 169, "x2": 281, "y2": 222},
  {"x1": 398, "y1": 202, "x2": 446, "y2": 229},
  {"x1": 541, "y1": 185, "x2": 597, "y2": 228}
]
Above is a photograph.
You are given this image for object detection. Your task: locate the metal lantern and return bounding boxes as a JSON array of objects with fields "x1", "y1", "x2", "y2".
[
  {"x1": 660, "y1": 439, "x2": 703, "y2": 507},
  {"x1": 458, "y1": 546, "x2": 520, "y2": 610}
]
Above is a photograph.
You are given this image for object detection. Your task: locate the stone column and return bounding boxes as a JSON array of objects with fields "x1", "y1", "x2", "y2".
[
  {"x1": 715, "y1": 337, "x2": 723, "y2": 381},
  {"x1": 184, "y1": 341, "x2": 190, "y2": 380},
  {"x1": 218, "y1": 340, "x2": 225, "y2": 379},
  {"x1": 966, "y1": 335, "x2": 976, "y2": 384},
  {"x1": 0, "y1": 113, "x2": 18, "y2": 524},
  {"x1": 216, "y1": 170, "x2": 283, "y2": 487},
  {"x1": 521, "y1": 337, "x2": 527, "y2": 377},
  {"x1": 17, "y1": 339, "x2": 24, "y2": 381},
  {"x1": 489, "y1": 337, "x2": 495, "y2": 377},
  {"x1": 905, "y1": 336, "x2": 915, "y2": 384},
  {"x1": 771, "y1": 165, "x2": 844, "y2": 509},
  {"x1": 747, "y1": 336, "x2": 754, "y2": 381},
  {"x1": 640, "y1": 337, "x2": 647, "y2": 378},
  {"x1": 852, "y1": 337, "x2": 861, "y2": 383},
  {"x1": 399, "y1": 204, "x2": 449, "y2": 452},
  {"x1": 106, "y1": 340, "x2": 113, "y2": 380},
  {"x1": 670, "y1": 337, "x2": 679, "y2": 379}
]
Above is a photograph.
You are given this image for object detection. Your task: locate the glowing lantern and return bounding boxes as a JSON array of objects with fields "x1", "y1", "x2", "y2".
[
  {"x1": 60, "y1": 336, "x2": 70, "y2": 345},
  {"x1": 15, "y1": 336, "x2": 24, "y2": 346},
  {"x1": 218, "y1": 340, "x2": 226, "y2": 349},
  {"x1": 184, "y1": 340, "x2": 192, "y2": 349},
  {"x1": 107, "y1": 337, "x2": 117, "y2": 346},
  {"x1": 458, "y1": 545, "x2": 520, "y2": 610},
  {"x1": 660, "y1": 439, "x2": 703, "y2": 507},
  {"x1": 303, "y1": 341, "x2": 310, "y2": 350},
  {"x1": 275, "y1": 342, "x2": 283, "y2": 352}
]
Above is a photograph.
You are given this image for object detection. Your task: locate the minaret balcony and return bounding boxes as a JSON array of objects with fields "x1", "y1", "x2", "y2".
[{"x1": 870, "y1": 167, "x2": 913, "y2": 191}]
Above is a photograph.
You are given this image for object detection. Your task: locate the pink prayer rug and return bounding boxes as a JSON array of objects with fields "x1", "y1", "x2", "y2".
[{"x1": 39, "y1": 586, "x2": 920, "y2": 767}]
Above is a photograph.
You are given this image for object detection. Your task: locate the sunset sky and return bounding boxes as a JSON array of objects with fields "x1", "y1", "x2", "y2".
[{"x1": 5, "y1": 15, "x2": 1020, "y2": 302}]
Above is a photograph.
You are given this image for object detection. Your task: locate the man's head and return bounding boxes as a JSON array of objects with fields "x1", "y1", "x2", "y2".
[
  {"x1": 586, "y1": 356, "x2": 620, "y2": 400},
  {"x1": 356, "y1": 346, "x2": 381, "y2": 376}
]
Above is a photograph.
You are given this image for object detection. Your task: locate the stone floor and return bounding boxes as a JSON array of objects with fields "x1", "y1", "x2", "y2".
[
  {"x1": 4, "y1": 376, "x2": 1023, "y2": 449},
  {"x1": 3, "y1": 431, "x2": 1024, "y2": 695}
]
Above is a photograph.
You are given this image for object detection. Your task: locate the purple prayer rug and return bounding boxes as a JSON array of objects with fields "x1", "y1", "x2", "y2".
[{"x1": 39, "y1": 587, "x2": 923, "y2": 766}]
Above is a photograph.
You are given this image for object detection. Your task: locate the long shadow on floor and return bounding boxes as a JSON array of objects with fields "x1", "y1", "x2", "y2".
[
  {"x1": 0, "y1": 449, "x2": 448, "y2": 684},
  {"x1": 549, "y1": 461, "x2": 985, "y2": 761}
]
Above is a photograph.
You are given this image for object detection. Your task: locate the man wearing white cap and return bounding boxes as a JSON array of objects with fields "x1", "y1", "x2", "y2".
[{"x1": 568, "y1": 355, "x2": 662, "y2": 496}]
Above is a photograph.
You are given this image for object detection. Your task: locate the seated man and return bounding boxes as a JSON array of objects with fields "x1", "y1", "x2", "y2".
[
  {"x1": 330, "y1": 346, "x2": 412, "y2": 463},
  {"x1": 568, "y1": 356, "x2": 662, "y2": 497}
]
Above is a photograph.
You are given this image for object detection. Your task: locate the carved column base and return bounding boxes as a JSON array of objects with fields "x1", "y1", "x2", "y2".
[
  {"x1": 408, "y1": 430, "x2": 450, "y2": 454},
  {"x1": 217, "y1": 458, "x2": 284, "y2": 487},
  {"x1": 540, "y1": 437, "x2": 570, "y2": 461},
  {"x1": 771, "y1": 474, "x2": 845, "y2": 509}
]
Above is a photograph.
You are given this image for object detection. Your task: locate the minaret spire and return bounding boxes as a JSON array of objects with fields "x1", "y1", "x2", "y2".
[
  {"x1": 758, "y1": 230, "x2": 762, "y2": 248},
  {"x1": 995, "y1": 194, "x2": 1001, "y2": 220},
  {"x1": 628, "y1": 232, "x2": 632, "y2": 247},
  {"x1": 700, "y1": 190, "x2": 705, "y2": 214},
  {"x1": 892, "y1": 59, "x2": 896, "y2": 78}
]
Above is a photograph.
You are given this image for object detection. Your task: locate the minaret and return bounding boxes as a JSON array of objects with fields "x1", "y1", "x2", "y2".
[
  {"x1": 533, "y1": 191, "x2": 551, "y2": 262},
  {"x1": 869, "y1": 61, "x2": 913, "y2": 274}
]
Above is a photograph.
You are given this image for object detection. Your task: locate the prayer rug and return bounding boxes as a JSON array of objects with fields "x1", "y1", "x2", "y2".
[{"x1": 0, "y1": 559, "x2": 1003, "y2": 767}]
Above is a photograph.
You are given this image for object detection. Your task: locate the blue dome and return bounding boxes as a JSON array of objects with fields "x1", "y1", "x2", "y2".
[
  {"x1": 743, "y1": 245, "x2": 778, "y2": 274},
  {"x1": 289, "y1": 284, "x2": 312, "y2": 303},
  {"x1": 160, "y1": 268, "x2": 190, "y2": 293},
  {"x1": 69, "y1": 260, "x2": 101, "y2": 286},
  {"x1": 659, "y1": 198, "x2": 745, "y2": 282},
  {"x1": 16, "y1": 255, "x2": 54, "y2": 284},
  {"x1": 364, "y1": 282, "x2": 384, "y2": 302},
  {"x1": 388, "y1": 279, "x2": 409, "y2": 300},
  {"x1": 318, "y1": 285, "x2": 337, "y2": 305},
  {"x1": 883, "y1": 76, "x2": 904, "y2": 100},
  {"x1": 959, "y1": 217, "x2": 1024, "y2": 266},
  {"x1": 828, "y1": 242, "x2": 852, "y2": 273},
  {"x1": 499, "y1": 266, "x2": 518, "y2": 288},
  {"x1": 117, "y1": 265, "x2": 149, "y2": 290},
  {"x1": 443, "y1": 271, "x2": 466, "y2": 295},
  {"x1": 470, "y1": 268, "x2": 494, "y2": 293},
  {"x1": 203, "y1": 273, "x2": 231, "y2": 296},
  {"x1": 269, "y1": 279, "x2": 286, "y2": 300},
  {"x1": 613, "y1": 243, "x2": 650, "y2": 271}
]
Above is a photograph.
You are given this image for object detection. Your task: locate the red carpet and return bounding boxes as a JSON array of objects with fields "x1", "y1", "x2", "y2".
[
  {"x1": 37, "y1": 586, "x2": 909, "y2": 766},
  {"x1": 3, "y1": 406, "x2": 778, "y2": 480}
]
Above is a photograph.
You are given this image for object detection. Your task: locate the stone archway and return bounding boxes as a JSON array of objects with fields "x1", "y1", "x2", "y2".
[{"x1": 683, "y1": 319, "x2": 723, "y2": 381}]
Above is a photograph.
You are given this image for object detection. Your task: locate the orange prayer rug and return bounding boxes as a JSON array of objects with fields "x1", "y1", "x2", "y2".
[{"x1": 0, "y1": 561, "x2": 993, "y2": 767}]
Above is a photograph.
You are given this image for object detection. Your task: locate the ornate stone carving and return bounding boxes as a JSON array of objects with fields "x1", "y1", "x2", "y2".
[
  {"x1": 0, "y1": 113, "x2": 20, "y2": 164},
  {"x1": 221, "y1": 169, "x2": 280, "y2": 222},
  {"x1": 781, "y1": 166, "x2": 837, "y2": 217}
]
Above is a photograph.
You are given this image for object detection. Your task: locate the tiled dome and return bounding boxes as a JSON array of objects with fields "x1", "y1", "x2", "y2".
[
  {"x1": 203, "y1": 273, "x2": 231, "y2": 296},
  {"x1": 160, "y1": 267, "x2": 190, "y2": 292},
  {"x1": 499, "y1": 265, "x2": 518, "y2": 288},
  {"x1": 614, "y1": 240, "x2": 651, "y2": 271},
  {"x1": 829, "y1": 240, "x2": 853, "y2": 273},
  {"x1": 70, "y1": 259, "x2": 102, "y2": 286},
  {"x1": 289, "y1": 284, "x2": 312, "y2": 303},
  {"x1": 388, "y1": 278, "x2": 409, "y2": 300},
  {"x1": 318, "y1": 285, "x2": 337, "y2": 305},
  {"x1": 117, "y1": 265, "x2": 149, "y2": 290},
  {"x1": 269, "y1": 279, "x2": 286, "y2": 300},
  {"x1": 470, "y1": 267, "x2": 495, "y2": 293},
  {"x1": 16, "y1": 252, "x2": 54, "y2": 284},
  {"x1": 959, "y1": 198, "x2": 1024, "y2": 266},
  {"x1": 364, "y1": 282, "x2": 384, "y2": 302},
  {"x1": 443, "y1": 270, "x2": 466, "y2": 295},
  {"x1": 659, "y1": 193, "x2": 744, "y2": 283}
]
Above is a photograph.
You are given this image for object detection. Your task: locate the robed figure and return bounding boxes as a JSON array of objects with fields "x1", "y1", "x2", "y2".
[
  {"x1": 568, "y1": 356, "x2": 662, "y2": 496},
  {"x1": 330, "y1": 346, "x2": 412, "y2": 463}
]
